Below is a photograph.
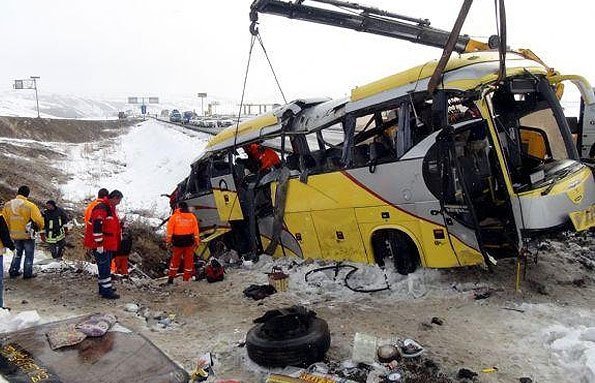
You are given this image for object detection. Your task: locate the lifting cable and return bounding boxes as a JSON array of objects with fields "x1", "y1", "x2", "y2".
[
  {"x1": 304, "y1": 263, "x2": 391, "y2": 293},
  {"x1": 226, "y1": 18, "x2": 290, "y2": 245},
  {"x1": 232, "y1": 16, "x2": 288, "y2": 154}
]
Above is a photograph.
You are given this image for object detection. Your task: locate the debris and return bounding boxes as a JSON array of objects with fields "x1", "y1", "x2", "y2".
[
  {"x1": 419, "y1": 322, "x2": 433, "y2": 331},
  {"x1": 473, "y1": 290, "x2": 491, "y2": 300},
  {"x1": 124, "y1": 303, "x2": 140, "y2": 313},
  {"x1": 247, "y1": 306, "x2": 330, "y2": 367},
  {"x1": 190, "y1": 352, "x2": 213, "y2": 382},
  {"x1": 399, "y1": 338, "x2": 424, "y2": 358},
  {"x1": 268, "y1": 266, "x2": 289, "y2": 292},
  {"x1": 46, "y1": 323, "x2": 87, "y2": 350},
  {"x1": 519, "y1": 378, "x2": 533, "y2": 383},
  {"x1": 431, "y1": 317, "x2": 444, "y2": 326},
  {"x1": 457, "y1": 368, "x2": 478, "y2": 379},
  {"x1": 481, "y1": 367, "x2": 498, "y2": 373},
  {"x1": 75, "y1": 313, "x2": 117, "y2": 337},
  {"x1": 501, "y1": 307, "x2": 525, "y2": 313},
  {"x1": 385, "y1": 370, "x2": 403, "y2": 382},
  {"x1": 377, "y1": 344, "x2": 399, "y2": 363},
  {"x1": 352, "y1": 333, "x2": 378, "y2": 364},
  {"x1": 243, "y1": 284, "x2": 277, "y2": 300}
]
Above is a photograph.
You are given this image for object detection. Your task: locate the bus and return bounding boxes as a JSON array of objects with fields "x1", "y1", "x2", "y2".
[{"x1": 172, "y1": 51, "x2": 595, "y2": 274}]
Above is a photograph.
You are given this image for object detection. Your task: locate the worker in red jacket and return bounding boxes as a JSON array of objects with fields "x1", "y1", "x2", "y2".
[
  {"x1": 245, "y1": 143, "x2": 281, "y2": 173},
  {"x1": 166, "y1": 201, "x2": 199, "y2": 284},
  {"x1": 83, "y1": 190, "x2": 123, "y2": 299}
]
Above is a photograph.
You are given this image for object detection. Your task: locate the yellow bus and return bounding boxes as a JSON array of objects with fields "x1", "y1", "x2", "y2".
[{"x1": 172, "y1": 50, "x2": 594, "y2": 274}]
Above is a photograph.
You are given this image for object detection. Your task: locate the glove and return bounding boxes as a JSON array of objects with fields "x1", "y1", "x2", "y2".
[
  {"x1": 97, "y1": 246, "x2": 104, "y2": 254},
  {"x1": 40, "y1": 233, "x2": 46, "y2": 242}
]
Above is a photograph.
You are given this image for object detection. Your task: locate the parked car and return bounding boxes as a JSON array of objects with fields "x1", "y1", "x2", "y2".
[
  {"x1": 183, "y1": 111, "x2": 196, "y2": 124},
  {"x1": 169, "y1": 109, "x2": 182, "y2": 123}
]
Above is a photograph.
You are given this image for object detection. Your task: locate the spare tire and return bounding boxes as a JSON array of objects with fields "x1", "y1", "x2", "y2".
[{"x1": 246, "y1": 317, "x2": 330, "y2": 367}]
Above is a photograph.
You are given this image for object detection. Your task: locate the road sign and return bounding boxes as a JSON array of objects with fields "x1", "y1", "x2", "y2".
[
  {"x1": 148, "y1": 97, "x2": 159, "y2": 104},
  {"x1": 14, "y1": 80, "x2": 24, "y2": 89},
  {"x1": 128, "y1": 97, "x2": 139, "y2": 104},
  {"x1": 197, "y1": 93, "x2": 207, "y2": 98},
  {"x1": 141, "y1": 105, "x2": 147, "y2": 114}
]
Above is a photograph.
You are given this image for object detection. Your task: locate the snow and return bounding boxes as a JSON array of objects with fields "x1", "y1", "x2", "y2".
[
  {"x1": 59, "y1": 119, "x2": 210, "y2": 217},
  {"x1": 0, "y1": 309, "x2": 41, "y2": 333},
  {"x1": 543, "y1": 323, "x2": 595, "y2": 382}
]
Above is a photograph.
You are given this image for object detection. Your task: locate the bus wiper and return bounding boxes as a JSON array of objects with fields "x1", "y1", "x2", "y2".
[{"x1": 540, "y1": 167, "x2": 574, "y2": 196}]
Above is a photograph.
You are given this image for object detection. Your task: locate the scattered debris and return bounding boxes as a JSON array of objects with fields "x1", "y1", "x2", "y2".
[
  {"x1": 124, "y1": 303, "x2": 140, "y2": 313},
  {"x1": 399, "y1": 338, "x2": 424, "y2": 359},
  {"x1": 243, "y1": 284, "x2": 277, "y2": 300},
  {"x1": 431, "y1": 317, "x2": 444, "y2": 326},
  {"x1": 457, "y1": 368, "x2": 478, "y2": 380}
]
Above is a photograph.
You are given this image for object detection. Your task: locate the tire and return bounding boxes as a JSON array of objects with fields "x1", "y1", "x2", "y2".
[
  {"x1": 386, "y1": 231, "x2": 419, "y2": 275},
  {"x1": 246, "y1": 317, "x2": 331, "y2": 367}
]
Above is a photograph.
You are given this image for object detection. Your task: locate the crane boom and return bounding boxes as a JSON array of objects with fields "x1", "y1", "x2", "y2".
[{"x1": 250, "y1": 0, "x2": 487, "y2": 53}]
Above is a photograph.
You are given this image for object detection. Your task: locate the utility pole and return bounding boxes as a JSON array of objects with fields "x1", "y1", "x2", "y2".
[
  {"x1": 13, "y1": 76, "x2": 41, "y2": 118},
  {"x1": 31, "y1": 76, "x2": 40, "y2": 118}
]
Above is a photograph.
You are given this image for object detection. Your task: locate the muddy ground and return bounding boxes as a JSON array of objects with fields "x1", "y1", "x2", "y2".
[{"x1": 1, "y1": 117, "x2": 594, "y2": 382}]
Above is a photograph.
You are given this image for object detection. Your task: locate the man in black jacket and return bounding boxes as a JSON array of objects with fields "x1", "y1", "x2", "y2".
[
  {"x1": 42, "y1": 200, "x2": 69, "y2": 259},
  {"x1": 0, "y1": 210, "x2": 15, "y2": 309}
]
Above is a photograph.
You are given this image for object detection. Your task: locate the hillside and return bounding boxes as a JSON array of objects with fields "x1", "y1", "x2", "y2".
[{"x1": 0, "y1": 116, "x2": 136, "y2": 204}]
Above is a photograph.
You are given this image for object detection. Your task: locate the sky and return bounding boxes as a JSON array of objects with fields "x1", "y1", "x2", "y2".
[{"x1": 1, "y1": 0, "x2": 594, "y2": 108}]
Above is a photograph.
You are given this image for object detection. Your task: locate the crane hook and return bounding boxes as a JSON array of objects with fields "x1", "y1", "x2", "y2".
[{"x1": 249, "y1": 10, "x2": 259, "y2": 36}]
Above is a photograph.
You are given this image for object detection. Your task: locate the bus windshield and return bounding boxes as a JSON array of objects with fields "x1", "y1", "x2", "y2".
[{"x1": 489, "y1": 77, "x2": 580, "y2": 192}]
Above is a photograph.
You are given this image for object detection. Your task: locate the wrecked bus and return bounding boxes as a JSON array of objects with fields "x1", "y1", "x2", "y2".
[
  {"x1": 171, "y1": 1, "x2": 595, "y2": 274},
  {"x1": 172, "y1": 51, "x2": 595, "y2": 274}
]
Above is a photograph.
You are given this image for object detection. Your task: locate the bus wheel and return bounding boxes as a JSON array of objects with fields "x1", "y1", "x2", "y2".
[{"x1": 372, "y1": 230, "x2": 419, "y2": 275}]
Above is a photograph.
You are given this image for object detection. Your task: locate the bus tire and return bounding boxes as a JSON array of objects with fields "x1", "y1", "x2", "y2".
[
  {"x1": 246, "y1": 317, "x2": 330, "y2": 367},
  {"x1": 373, "y1": 230, "x2": 419, "y2": 275},
  {"x1": 589, "y1": 143, "x2": 595, "y2": 158}
]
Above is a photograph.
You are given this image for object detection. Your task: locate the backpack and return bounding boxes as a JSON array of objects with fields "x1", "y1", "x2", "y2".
[{"x1": 205, "y1": 258, "x2": 224, "y2": 283}]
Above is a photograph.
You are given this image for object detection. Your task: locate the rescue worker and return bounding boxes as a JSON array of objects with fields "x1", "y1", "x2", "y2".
[
  {"x1": 42, "y1": 200, "x2": 69, "y2": 259},
  {"x1": 0, "y1": 209, "x2": 15, "y2": 309},
  {"x1": 112, "y1": 228, "x2": 132, "y2": 276},
  {"x1": 3, "y1": 186, "x2": 45, "y2": 279},
  {"x1": 84, "y1": 188, "x2": 109, "y2": 226},
  {"x1": 83, "y1": 190, "x2": 123, "y2": 299},
  {"x1": 166, "y1": 201, "x2": 199, "y2": 284},
  {"x1": 245, "y1": 143, "x2": 281, "y2": 173}
]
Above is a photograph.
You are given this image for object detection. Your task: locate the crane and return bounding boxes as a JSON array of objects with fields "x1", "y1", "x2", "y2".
[{"x1": 249, "y1": 0, "x2": 491, "y2": 54}]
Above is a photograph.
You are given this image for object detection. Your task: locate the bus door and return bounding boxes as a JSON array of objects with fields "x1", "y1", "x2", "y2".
[{"x1": 436, "y1": 126, "x2": 490, "y2": 266}]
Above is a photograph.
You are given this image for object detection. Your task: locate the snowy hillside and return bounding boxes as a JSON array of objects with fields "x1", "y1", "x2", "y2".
[
  {"x1": 0, "y1": 91, "x2": 126, "y2": 119},
  {"x1": 58, "y1": 119, "x2": 209, "y2": 217},
  {"x1": 0, "y1": 91, "x2": 245, "y2": 120}
]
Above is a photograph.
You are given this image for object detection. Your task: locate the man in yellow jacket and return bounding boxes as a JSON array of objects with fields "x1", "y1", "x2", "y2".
[{"x1": 3, "y1": 186, "x2": 45, "y2": 279}]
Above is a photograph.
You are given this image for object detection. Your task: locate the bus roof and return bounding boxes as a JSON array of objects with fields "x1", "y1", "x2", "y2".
[{"x1": 205, "y1": 51, "x2": 546, "y2": 152}]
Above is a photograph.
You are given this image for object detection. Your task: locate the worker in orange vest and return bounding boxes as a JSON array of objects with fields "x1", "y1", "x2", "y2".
[
  {"x1": 166, "y1": 202, "x2": 200, "y2": 284},
  {"x1": 84, "y1": 188, "x2": 109, "y2": 242},
  {"x1": 245, "y1": 143, "x2": 281, "y2": 173}
]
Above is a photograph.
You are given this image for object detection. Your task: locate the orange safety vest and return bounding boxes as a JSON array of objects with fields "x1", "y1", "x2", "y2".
[{"x1": 166, "y1": 209, "x2": 200, "y2": 247}]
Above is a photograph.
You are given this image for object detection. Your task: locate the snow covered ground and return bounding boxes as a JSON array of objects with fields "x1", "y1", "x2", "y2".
[{"x1": 57, "y1": 119, "x2": 209, "y2": 218}]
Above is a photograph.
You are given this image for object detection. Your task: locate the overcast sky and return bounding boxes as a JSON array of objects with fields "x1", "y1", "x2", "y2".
[{"x1": 1, "y1": 0, "x2": 593, "y2": 106}]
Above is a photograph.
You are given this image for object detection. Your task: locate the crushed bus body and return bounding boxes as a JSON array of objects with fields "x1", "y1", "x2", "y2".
[{"x1": 170, "y1": 2, "x2": 595, "y2": 274}]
